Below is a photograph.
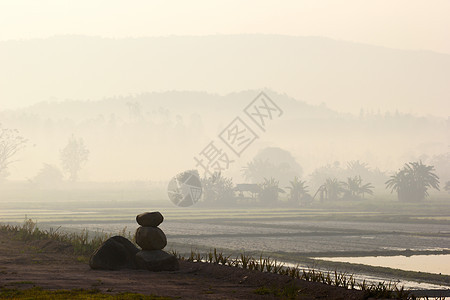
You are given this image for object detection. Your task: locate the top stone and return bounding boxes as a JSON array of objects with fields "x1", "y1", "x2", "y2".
[{"x1": 136, "y1": 211, "x2": 164, "y2": 227}]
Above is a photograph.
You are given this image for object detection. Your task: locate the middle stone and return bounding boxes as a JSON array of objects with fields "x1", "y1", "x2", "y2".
[{"x1": 135, "y1": 226, "x2": 167, "y2": 250}]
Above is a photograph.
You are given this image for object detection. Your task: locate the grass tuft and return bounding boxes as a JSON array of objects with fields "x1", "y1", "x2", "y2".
[{"x1": 0, "y1": 218, "x2": 134, "y2": 257}]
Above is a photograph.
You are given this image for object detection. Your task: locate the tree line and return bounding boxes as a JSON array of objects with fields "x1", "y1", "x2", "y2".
[
  {"x1": 201, "y1": 161, "x2": 444, "y2": 205},
  {"x1": 0, "y1": 123, "x2": 447, "y2": 204}
]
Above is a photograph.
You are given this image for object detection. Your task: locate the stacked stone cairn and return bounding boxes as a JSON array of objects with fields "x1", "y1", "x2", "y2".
[
  {"x1": 134, "y1": 212, "x2": 179, "y2": 271},
  {"x1": 89, "y1": 211, "x2": 179, "y2": 271}
]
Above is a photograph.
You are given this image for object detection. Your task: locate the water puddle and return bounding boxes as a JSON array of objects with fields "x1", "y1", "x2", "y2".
[{"x1": 316, "y1": 254, "x2": 450, "y2": 276}]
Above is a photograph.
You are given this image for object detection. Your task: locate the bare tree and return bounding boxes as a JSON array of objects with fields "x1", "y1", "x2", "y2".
[
  {"x1": 60, "y1": 134, "x2": 89, "y2": 181},
  {"x1": 0, "y1": 124, "x2": 27, "y2": 179}
]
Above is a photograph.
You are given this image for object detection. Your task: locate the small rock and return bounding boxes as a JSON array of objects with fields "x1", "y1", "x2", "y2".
[
  {"x1": 135, "y1": 250, "x2": 179, "y2": 271},
  {"x1": 135, "y1": 226, "x2": 167, "y2": 250},
  {"x1": 89, "y1": 236, "x2": 139, "y2": 270},
  {"x1": 136, "y1": 212, "x2": 164, "y2": 227}
]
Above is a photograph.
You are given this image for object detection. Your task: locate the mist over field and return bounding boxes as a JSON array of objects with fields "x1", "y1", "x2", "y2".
[
  {"x1": 0, "y1": 35, "x2": 449, "y2": 189},
  {"x1": 0, "y1": 2, "x2": 449, "y2": 296}
]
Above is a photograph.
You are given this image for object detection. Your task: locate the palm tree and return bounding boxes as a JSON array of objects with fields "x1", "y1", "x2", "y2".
[
  {"x1": 258, "y1": 177, "x2": 284, "y2": 204},
  {"x1": 285, "y1": 177, "x2": 309, "y2": 205},
  {"x1": 342, "y1": 176, "x2": 360, "y2": 199},
  {"x1": 386, "y1": 169, "x2": 405, "y2": 192},
  {"x1": 359, "y1": 182, "x2": 374, "y2": 198},
  {"x1": 323, "y1": 178, "x2": 343, "y2": 201},
  {"x1": 342, "y1": 176, "x2": 374, "y2": 200},
  {"x1": 386, "y1": 161, "x2": 439, "y2": 202}
]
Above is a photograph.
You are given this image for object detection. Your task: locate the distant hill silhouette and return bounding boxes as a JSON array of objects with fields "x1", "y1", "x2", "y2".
[{"x1": 1, "y1": 35, "x2": 449, "y2": 116}]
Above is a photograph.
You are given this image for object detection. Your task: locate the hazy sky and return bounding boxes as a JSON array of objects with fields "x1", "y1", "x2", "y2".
[
  {"x1": 1, "y1": 0, "x2": 449, "y2": 54},
  {"x1": 1, "y1": 1, "x2": 448, "y2": 182},
  {"x1": 1, "y1": 0, "x2": 449, "y2": 117}
]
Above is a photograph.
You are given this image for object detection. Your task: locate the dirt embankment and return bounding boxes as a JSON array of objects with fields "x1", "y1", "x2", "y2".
[{"x1": 0, "y1": 231, "x2": 367, "y2": 299}]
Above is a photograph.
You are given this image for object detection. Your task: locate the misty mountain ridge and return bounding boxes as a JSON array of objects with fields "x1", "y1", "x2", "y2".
[
  {"x1": 1, "y1": 89, "x2": 447, "y2": 183},
  {"x1": 5, "y1": 89, "x2": 340, "y2": 122},
  {"x1": 1, "y1": 34, "x2": 449, "y2": 117}
]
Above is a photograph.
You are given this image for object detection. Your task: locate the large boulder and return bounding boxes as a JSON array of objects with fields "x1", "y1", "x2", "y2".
[
  {"x1": 135, "y1": 250, "x2": 179, "y2": 271},
  {"x1": 89, "y1": 236, "x2": 139, "y2": 270},
  {"x1": 135, "y1": 226, "x2": 167, "y2": 250},
  {"x1": 136, "y1": 212, "x2": 164, "y2": 227}
]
